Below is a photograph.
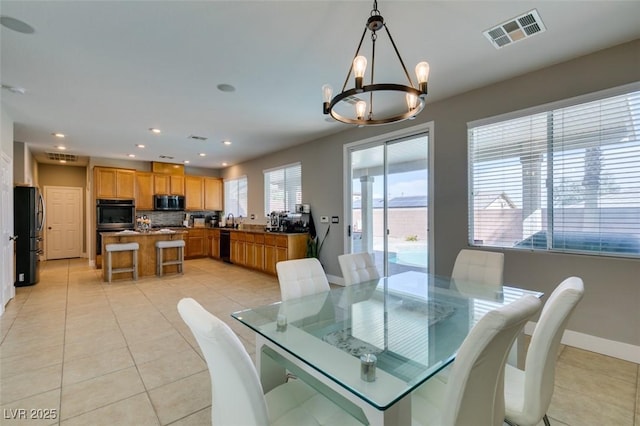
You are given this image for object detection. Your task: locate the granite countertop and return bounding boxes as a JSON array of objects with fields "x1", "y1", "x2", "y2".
[{"x1": 100, "y1": 229, "x2": 187, "y2": 235}]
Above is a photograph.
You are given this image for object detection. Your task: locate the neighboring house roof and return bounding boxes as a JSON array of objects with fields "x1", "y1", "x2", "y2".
[
  {"x1": 474, "y1": 191, "x2": 517, "y2": 209},
  {"x1": 351, "y1": 196, "x2": 428, "y2": 209}
]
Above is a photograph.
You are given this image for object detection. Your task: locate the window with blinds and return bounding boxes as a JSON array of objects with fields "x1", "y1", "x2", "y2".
[
  {"x1": 224, "y1": 176, "x2": 247, "y2": 218},
  {"x1": 468, "y1": 86, "x2": 640, "y2": 257},
  {"x1": 264, "y1": 163, "x2": 302, "y2": 216}
]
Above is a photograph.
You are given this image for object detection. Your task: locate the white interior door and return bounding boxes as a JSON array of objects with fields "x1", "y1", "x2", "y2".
[
  {"x1": 1, "y1": 153, "x2": 15, "y2": 314},
  {"x1": 45, "y1": 186, "x2": 82, "y2": 260}
]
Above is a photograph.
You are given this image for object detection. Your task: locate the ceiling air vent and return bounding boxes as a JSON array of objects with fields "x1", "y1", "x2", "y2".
[
  {"x1": 484, "y1": 9, "x2": 546, "y2": 49},
  {"x1": 46, "y1": 152, "x2": 77, "y2": 162},
  {"x1": 158, "y1": 155, "x2": 174, "y2": 160},
  {"x1": 188, "y1": 135, "x2": 208, "y2": 141}
]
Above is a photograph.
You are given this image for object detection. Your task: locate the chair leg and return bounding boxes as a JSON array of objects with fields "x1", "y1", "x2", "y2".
[
  {"x1": 107, "y1": 251, "x2": 112, "y2": 283},
  {"x1": 133, "y1": 249, "x2": 138, "y2": 280},
  {"x1": 158, "y1": 247, "x2": 163, "y2": 277},
  {"x1": 179, "y1": 246, "x2": 184, "y2": 274},
  {"x1": 543, "y1": 414, "x2": 551, "y2": 426}
]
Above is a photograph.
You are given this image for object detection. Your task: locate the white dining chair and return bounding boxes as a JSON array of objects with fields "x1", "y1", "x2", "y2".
[
  {"x1": 504, "y1": 276, "x2": 585, "y2": 426},
  {"x1": 177, "y1": 298, "x2": 363, "y2": 426},
  {"x1": 338, "y1": 252, "x2": 380, "y2": 286},
  {"x1": 451, "y1": 249, "x2": 504, "y2": 287},
  {"x1": 412, "y1": 294, "x2": 542, "y2": 426},
  {"x1": 276, "y1": 258, "x2": 330, "y2": 301}
]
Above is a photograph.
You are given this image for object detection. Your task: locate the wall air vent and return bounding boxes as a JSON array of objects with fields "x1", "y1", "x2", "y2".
[
  {"x1": 159, "y1": 155, "x2": 174, "y2": 160},
  {"x1": 46, "y1": 152, "x2": 77, "y2": 162},
  {"x1": 484, "y1": 9, "x2": 546, "y2": 49},
  {"x1": 188, "y1": 135, "x2": 208, "y2": 141}
]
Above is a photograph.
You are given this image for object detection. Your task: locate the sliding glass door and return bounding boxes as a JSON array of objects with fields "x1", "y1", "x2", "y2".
[{"x1": 346, "y1": 130, "x2": 430, "y2": 276}]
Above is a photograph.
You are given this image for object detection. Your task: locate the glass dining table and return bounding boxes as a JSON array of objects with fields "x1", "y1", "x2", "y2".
[{"x1": 232, "y1": 270, "x2": 543, "y2": 426}]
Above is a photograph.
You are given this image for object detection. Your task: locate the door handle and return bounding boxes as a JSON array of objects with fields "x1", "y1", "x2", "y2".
[
  {"x1": 48, "y1": 227, "x2": 52, "y2": 230},
  {"x1": 9, "y1": 235, "x2": 18, "y2": 241}
]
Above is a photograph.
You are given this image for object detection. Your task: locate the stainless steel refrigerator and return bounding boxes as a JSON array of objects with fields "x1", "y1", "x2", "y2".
[{"x1": 14, "y1": 186, "x2": 44, "y2": 286}]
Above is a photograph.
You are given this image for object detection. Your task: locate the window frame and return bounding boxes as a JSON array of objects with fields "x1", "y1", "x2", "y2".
[{"x1": 467, "y1": 82, "x2": 640, "y2": 258}]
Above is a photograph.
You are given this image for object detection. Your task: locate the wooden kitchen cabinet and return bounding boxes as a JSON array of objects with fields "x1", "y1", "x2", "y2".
[
  {"x1": 184, "y1": 176, "x2": 204, "y2": 210},
  {"x1": 245, "y1": 233, "x2": 264, "y2": 270},
  {"x1": 185, "y1": 228, "x2": 206, "y2": 259},
  {"x1": 204, "y1": 177, "x2": 223, "y2": 211},
  {"x1": 230, "y1": 231, "x2": 246, "y2": 265},
  {"x1": 264, "y1": 233, "x2": 308, "y2": 274},
  {"x1": 185, "y1": 175, "x2": 222, "y2": 211},
  {"x1": 135, "y1": 172, "x2": 154, "y2": 210},
  {"x1": 208, "y1": 229, "x2": 220, "y2": 259},
  {"x1": 154, "y1": 174, "x2": 185, "y2": 196},
  {"x1": 95, "y1": 167, "x2": 136, "y2": 199}
]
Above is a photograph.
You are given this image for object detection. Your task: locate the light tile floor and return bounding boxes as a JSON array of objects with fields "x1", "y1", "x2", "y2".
[{"x1": 0, "y1": 258, "x2": 638, "y2": 425}]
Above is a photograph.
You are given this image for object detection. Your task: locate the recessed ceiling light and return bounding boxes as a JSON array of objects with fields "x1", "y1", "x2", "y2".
[
  {"x1": 0, "y1": 16, "x2": 35, "y2": 34},
  {"x1": 199, "y1": 153, "x2": 206, "y2": 157},
  {"x1": 149, "y1": 128, "x2": 161, "y2": 134},
  {"x1": 184, "y1": 160, "x2": 190, "y2": 164},
  {"x1": 52, "y1": 133, "x2": 65, "y2": 138},
  {"x1": 128, "y1": 154, "x2": 135, "y2": 158},
  {"x1": 55, "y1": 145, "x2": 66, "y2": 150},
  {"x1": 136, "y1": 144, "x2": 145, "y2": 148},
  {"x1": 59, "y1": 160, "x2": 66, "y2": 164},
  {"x1": 222, "y1": 140, "x2": 232, "y2": 145},
  {"x1": 1, "y1": 84, "x2": 26, "y2": 94},
  {"x1": 217, "y1": 84, "x2": 236, "y2": 93},
  {"x1": 222, "y1": 162, "x2": 228, "y2": 166}
]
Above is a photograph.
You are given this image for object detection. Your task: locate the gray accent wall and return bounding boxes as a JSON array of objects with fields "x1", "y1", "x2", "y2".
[{"x1": 223, "y1": 39, "x2": 640, "y2": 347}]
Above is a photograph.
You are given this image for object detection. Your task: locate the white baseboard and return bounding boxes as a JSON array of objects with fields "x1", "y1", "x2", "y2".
[{"x1": 525, "y1": 321, "x2": 640, "y2": 364}]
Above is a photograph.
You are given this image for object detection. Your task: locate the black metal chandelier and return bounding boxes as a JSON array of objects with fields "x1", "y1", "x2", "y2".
[{"x1": 322, "y1": 0, "x2": 430, "y2": 126}]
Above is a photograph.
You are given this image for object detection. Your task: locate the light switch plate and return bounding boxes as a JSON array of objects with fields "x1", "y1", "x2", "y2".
[{"x1": 331, "y1": 216, "x2": 339, "y2": 223}]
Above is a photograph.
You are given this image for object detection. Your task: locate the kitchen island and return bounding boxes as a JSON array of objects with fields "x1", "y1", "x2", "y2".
[{"x1": 100, "y1": 230, "x2": 186, "y2": 281}]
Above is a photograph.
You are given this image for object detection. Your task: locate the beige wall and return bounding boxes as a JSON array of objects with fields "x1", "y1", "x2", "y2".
[
  {"x1": 223, "y1": 39, "x2": 640, "y2": 347},
  {"x1": 1, "y1": 109, "x2": 12, "y2": 158},
  {"x1": 13, "y1": 141, "x2": 36, "y2": 186}
]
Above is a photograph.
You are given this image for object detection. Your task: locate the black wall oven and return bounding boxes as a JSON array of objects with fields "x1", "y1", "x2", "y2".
[{"x1": 96, "y1": 199, "x2": 135, "y2": 256}]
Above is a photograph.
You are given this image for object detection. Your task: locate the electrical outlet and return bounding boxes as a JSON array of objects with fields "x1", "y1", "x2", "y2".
[{"x1": 320, "y1": 216, "x2": 329, "y2": 223}]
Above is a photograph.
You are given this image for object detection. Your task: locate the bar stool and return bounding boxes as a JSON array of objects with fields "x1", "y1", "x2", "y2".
[
  {"x1": 156, "y1": 239, "x2": 185, "y2": 276},
  {"x1": 105, "y1": 242, "x2": 139, "y2": 283}
]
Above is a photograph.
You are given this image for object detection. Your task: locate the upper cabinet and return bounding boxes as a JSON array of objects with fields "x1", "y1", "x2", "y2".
[
  {"x1": 204, "y1": 177, "x2": 223, "y2": 211},
  {"x1": 185, "y1": 176, "x2": 204, "y2": 210},
  {"x1": 135, "y1": 172, "x2": 154, "y2": 210},
  {"x1": 154, "y1": 174, "x2": 185, "y2": 196},
  {"x1": 95, "y1": 167, "x2": 135, "y2": 199},
  {"x1": 184, "y1": 176, "x2": 223, "y2": 211}
]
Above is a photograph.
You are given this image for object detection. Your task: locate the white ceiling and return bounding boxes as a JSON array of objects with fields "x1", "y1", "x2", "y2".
[{"x1": 1, "y1": 1, "x2": 639, "y2": 169}]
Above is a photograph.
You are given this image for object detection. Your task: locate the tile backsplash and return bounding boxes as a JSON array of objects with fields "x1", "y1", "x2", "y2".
[{"x1": 136, "y1": 210, "x2": 220, "y2": 226}]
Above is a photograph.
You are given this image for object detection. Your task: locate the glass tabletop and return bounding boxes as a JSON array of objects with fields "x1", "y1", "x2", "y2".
[{"x1": 232, "y1": 270, "x2": 542, "y2": 410}]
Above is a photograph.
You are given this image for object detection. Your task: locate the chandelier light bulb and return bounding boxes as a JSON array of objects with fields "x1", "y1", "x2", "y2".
[
  {"x1": 355, "y1": 100, "x2": 367, "y2": 120},
  {"x1": 322, "y1": 84, "x2": 333, "y2": 103},
  {"x1": 406, "y1": 93, "x2": 419, "y2": 111},
  {"x1": 322, "y1": 84, "x2": 333, "y2": 114},
  {"x1": 415, "y1": 61, "x2": 430, "y2": 94},
  {"x1": 353, "y1": 56, "x2": 367, "y2": 91}
]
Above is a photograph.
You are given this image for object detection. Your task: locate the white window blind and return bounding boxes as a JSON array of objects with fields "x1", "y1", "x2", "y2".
[
  {"x1": 224, "y1": 176, "x2": 247, "y2": 218},
  {"x1": 264, "y1": 163, "x2": 301, "y2": 216},
  {"x1": 468, "y1": 87, "x2": 640, "y2": 257}
]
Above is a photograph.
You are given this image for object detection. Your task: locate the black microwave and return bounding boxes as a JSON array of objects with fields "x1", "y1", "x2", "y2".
[{"x1": 154, "y1": 195, "x2": 185, "y2": 211}]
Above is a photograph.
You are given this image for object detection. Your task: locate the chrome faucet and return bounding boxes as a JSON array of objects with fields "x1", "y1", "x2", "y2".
[{"x1": 226, "y1": 213, "x2": 234, "y2": 228}]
